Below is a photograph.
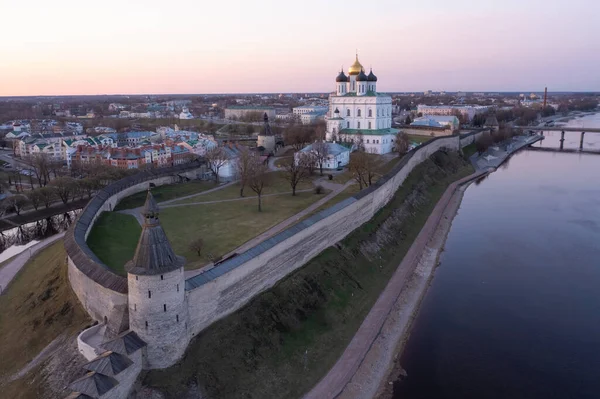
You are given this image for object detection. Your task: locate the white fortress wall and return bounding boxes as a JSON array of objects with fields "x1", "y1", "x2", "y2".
[{"x1": 185, "y1": 135, "x2": 463, "y2": 338}]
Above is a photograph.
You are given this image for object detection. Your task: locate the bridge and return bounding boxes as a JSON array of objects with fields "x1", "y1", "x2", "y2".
[{"x1": 515, "y1": 126, "x2": 600, "y2": 151}]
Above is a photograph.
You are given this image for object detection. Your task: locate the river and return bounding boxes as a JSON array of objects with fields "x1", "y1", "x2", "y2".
[{"x1": 394, "y1": 113, "x2": 600, "y2": 399}]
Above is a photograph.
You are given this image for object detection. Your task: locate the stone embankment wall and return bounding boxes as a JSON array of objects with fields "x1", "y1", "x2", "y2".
[
  {"x1": 184, "y1": 131, "x2": 485, "y2": 340},
  {"x1": 65, "y1": 163, "x2": 204, "y2": 333}
]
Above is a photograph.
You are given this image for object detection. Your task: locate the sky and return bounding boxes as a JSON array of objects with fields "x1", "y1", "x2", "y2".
[{"x1": 1, "y1": 0, "x2": 599, "y2": 96}]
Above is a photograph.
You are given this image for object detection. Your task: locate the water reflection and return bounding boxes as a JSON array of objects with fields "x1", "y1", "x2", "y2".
[
  {"x1": 394, "y1": 150, "x2": 600, "y2": 399},
  {"x1": 0, "y1": 210, "x2": 80, "y2": 256}
]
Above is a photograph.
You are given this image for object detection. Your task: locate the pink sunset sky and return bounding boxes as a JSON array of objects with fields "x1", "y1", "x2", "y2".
[{"x1": 1, "y1": 0, "x2": 599, "y2": 96}]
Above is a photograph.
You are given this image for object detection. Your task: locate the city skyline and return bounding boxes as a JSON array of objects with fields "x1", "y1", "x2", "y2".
[{"x1": 2, "y1": 0, "x2": 599, "y2": 96}]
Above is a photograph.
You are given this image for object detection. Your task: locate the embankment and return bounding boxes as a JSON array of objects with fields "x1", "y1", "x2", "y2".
[{"x1": 143, "y1": 150, "x2": 474, "y2": 399}]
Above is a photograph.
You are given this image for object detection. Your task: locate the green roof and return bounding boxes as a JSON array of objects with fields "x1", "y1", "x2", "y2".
[{"x1": 339, "y1": 128, "x2": 399, "y2": 136}]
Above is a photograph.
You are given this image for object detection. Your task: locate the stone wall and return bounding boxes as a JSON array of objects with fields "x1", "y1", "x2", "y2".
[
  {"x1": 400, "y1": 126, "x2": 454, "y2": 137},
  {"x1": 76, "y1": 323, "x2": 106, "y2": 361},
  {"x1": 66, "y1": 163, "x2": 204, "y2": 334},
  {"x1": 185, "y1": 136, "x2": 460, "y2": 338},
  {"x1": 68, "y1": 256, "x2": 129, "y2": 333}
]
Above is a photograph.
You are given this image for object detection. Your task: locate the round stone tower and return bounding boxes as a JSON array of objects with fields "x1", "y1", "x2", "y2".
[{"x1": 126, "y1": 190, "x2": 189, "y2": 369}]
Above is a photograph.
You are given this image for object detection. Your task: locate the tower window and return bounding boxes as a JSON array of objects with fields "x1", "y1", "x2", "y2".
[
  {"x1": 164, "y1": 304, "x2": 167, "y2": 312},
  {"x1": 346, "y1": 109, "x2": 350, "y2": 117},
  {"x1": 176, "y1": 315, "x2": 179, "y2": 323},
  {"x1": 347, "y1": 121, "x2": 350, "y2": 128},
  {"x1": 357, "y1": 122, "x2": 361, "y2": 129},
  {"x1": 161, "y1": 275, "x2": 163, "y2": 280},
  {"x1": 357, "y1": 109, "x2": 361, "y2": 117},
  {"x1": 368, "y1": 122, "x2": 372, "y2": 129},
  {"x1": 148, "y1": 290, "x2": 151, "y2": 298},
  {"x1": 368, "y1": 109, "x2": 372, "y2": 117},
  {"x1": 134, "y1": 304, "x2": 137, "y2": 311},
  {"x1": 145, "y1": 321, "x2": 148, "y2": 329},
  {"x1": 177, "y1": 284, "x2": 179, "y2": 292}
]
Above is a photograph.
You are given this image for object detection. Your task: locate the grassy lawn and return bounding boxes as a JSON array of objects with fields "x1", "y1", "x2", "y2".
[
  {"x1": 161, "y1": 191, "x2": 327, "y2": 268},
  {"x1": 114, "y1": 181, "x2": 219, "y2": 211},
  {"x1": 171, "y1": 172, "x2": 316, "y2": 205},
  {"x1": 331, "y1": 153, "x2": 403, "y2": 185},
  {"x1": 273, "y1": 156, "x2": 293, "y2": 168},
  {"x1": 144, "y1": 151, "x2": 475, "y2": 399},
  {"x1": 462, "y1": 142, "x2": 478, "y2": 159},
  {"x1": 0, "y1": 240, "x2": 91, "y2": 382},
  {"x1": 87, "y1": 212, "x2": 141, "y2": 275},
  {"x1": 407, "y1": 134, "x2": 434, "y2": 144}
]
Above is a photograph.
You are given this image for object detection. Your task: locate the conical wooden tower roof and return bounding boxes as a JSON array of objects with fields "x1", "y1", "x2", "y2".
[{"x1": 125, "y1": 191, "x2": 184, "y2": 275}]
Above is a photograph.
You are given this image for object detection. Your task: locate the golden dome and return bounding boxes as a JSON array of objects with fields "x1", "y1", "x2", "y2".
[{"x1": 348, "y1": 55, "x2": 364, "y2": 75}]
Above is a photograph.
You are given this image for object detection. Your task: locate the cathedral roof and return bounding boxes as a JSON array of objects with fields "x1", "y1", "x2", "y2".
[
  {"x1": 336, "y1": 71, "x2": 348, "y2": 82},
  {"x1": 348, "y1": 55, "x2": 364, "y2": 75},
  {"x1": 367, "y1": 69, "x2": 378, "y2": 82},
  {"x1": 126, "y1": 191, "x2": 185, "y2": 276},
  {"x1": 356, "y1": 69, "x2": 368, "y2": 81}
]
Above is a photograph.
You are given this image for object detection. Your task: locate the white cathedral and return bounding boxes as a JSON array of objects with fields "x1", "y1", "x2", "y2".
[{"x1": 326, "y1": 55, "x2": 398, "y2": 154}]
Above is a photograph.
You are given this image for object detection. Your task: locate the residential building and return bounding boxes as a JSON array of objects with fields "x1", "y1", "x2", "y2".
[
  {"x1": 417, "y1": 104, "x2": 491, "y2": 121},
  {"x1": 295, "y1": 142, "x2": 350, "y2": 170},
  {"x1": 411, "y1": 115, "x2": 460, "y2": 131}
]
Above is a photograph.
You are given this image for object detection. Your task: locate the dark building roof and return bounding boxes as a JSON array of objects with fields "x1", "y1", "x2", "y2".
[
  {"x1": 68, "y1": 372, "x2": 118, "y2": 397},
  {"x1": 140, "y1": 190, "x2": 159, "y2": 217},
  {"x1": 484, "y1": 115, "x2": 499, "y2": 127},
  {"x1": 261, "y1": 113, "x2": 273, "y2": 136},
  {"x1": 356, "y1": 69, "x2": 368, "y2": 82},
  {"x1": 126, "y1": 191, "x2": 185, "y2": 275},
  {"x1": 367, "y1": 69, "x2": 378, "y2": 82},
  {"x1": 336, "y1": 71, "x2": 348, "y2": 82},
  {"x1": 83, "y1": 351, "x2": 133, "y2": 376},
  {"x1": 101, "y1": 331, "x2": 147, "y2": 356}
]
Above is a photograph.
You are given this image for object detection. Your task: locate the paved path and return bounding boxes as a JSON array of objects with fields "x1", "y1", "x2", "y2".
[
  {"x1": 0, "y1": 232, "x2": 65, "y2": 295},
  {"x1": 160, "y1": 189, "x2": 314, "y2": 209}
]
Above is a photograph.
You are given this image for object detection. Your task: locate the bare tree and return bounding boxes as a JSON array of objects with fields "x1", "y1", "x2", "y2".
[
  {"x1": 312, "y1": 141, "x2": 330, "y2": 176},
  {"x1": 27, "y1": 189, "x2": 43, "y2": 210},
  {"x1": 247, "y1": 158, "x2": 271, "y2": 212},
  {"x1": 235, "y1": 146, "x2": 253, "y2": 197},
  {"x1": 348, "y1": 152, "x2": 368, "y2": 190},
  {"x1": 38, "y1": 186, "x2": 56, "y2": 208},
  {"x1": 348, "y1": 150, "x2": 378, "y2": 189},
  {"x1": 51, "y1": 176, "x2": 76, "y2": 205},
  {"x1": 189, "y1": 237, "x2": 204, "y2": 256},
  {"x1": 394, "y1": 132, "x2": 410, "y2": 154},
  {"x1": 205, "y1": 147, "x2": 229, "y2": 184},
  {"x1": 282, "y1": 155, "x2": 310, "y2": 196},
  {"x1": 4, "y1": 195, "x2": 29, "y2": 216}
]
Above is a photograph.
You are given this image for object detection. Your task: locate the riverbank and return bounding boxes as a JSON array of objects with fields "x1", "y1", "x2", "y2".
[
  {"x1": 306, "y1": 170, "x2": 486, "y2": 399},
  {"x1": 305, "y1": 134, "x2": 541, "y2": 399}
]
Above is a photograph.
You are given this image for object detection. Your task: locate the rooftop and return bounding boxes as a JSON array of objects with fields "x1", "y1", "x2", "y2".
[{"x1": 339, "y1": 128, "x2": 399, "y2": 136}]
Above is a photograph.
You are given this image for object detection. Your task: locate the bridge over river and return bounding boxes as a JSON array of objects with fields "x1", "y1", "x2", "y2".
[{"x1": 515, "y1": 126, "x2": 600, "y2": 151}]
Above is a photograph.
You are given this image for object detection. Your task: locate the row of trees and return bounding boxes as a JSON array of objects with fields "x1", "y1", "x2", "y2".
[{"x1": 474, "y1": 127, "x2": 522, "y2": 154}]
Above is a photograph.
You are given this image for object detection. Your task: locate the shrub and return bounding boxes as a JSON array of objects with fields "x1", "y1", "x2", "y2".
[{"x1": 314, "y1": 185, "x2": 324, "y2": 194}]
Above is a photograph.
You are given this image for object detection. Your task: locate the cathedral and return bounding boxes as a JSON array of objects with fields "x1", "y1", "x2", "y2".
[{"x1": 326, "y1": 54, "x2": 398, "y2": 154}]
